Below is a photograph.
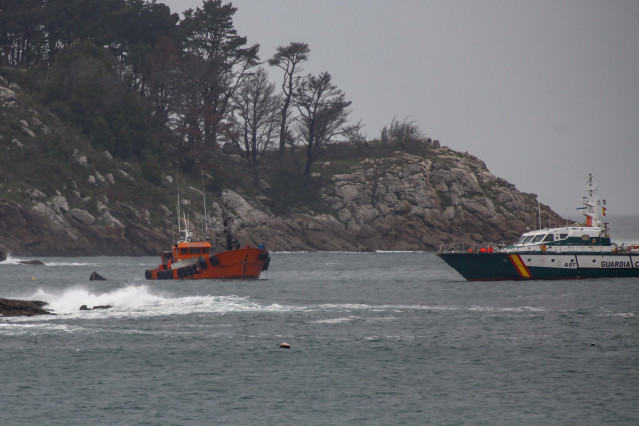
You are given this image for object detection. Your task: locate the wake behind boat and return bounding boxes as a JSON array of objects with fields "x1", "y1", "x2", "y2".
[{"x1": 438, "y1": 174, "x2": 639, "y2": 281}]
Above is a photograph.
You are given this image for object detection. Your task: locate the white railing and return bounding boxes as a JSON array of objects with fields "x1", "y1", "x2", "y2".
[
  {"x1": 438, "y1": 242, "x2": 466, "y2": 253},
  {"x1": 439, "y1": 241, "x2": 612, "y2": 255}
]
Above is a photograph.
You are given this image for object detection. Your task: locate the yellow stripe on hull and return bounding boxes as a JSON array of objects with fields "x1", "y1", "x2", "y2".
[{"x1": 508, "y1": 254, "x2": 532, "y2": 278}]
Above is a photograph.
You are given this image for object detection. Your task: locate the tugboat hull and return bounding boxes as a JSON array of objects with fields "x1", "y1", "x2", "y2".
[{"x1": 146, "y1": 248, "x2": 270, "y2": 280}]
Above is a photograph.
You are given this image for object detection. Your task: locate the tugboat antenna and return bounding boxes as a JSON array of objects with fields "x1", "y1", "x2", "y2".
[
  {"x1": 201, "y1": 169, "x2": 208, "y2": 237},
  {"x1": 176, "y1": 167, "x2": 181, "y2": 239}
]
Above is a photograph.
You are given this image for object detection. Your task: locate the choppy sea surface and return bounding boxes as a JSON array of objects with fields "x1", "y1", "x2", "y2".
[{"x1": 1, "y1": 216, "x2": 638, "y2": 425}]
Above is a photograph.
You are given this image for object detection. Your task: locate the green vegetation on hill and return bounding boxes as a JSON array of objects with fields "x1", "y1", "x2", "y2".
[{"x1": 1, "y1": 0, "x2": 440, "y2": 219}]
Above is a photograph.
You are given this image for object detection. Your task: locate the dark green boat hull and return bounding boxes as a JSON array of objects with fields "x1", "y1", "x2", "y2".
[{"x1": 437, "y1": 252, "x2": 639, "y2": 281}]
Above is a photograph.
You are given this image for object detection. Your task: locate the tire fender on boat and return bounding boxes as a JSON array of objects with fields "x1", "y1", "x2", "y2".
[
  {"x1": 262, "y1": 256, "x2": 271, "y2": 271},
  {"x1": 258, "y1": 251, "x2": 269, "y2": 261},
  {"x1": 199, "y1": 256, "x2": 208, "y2": 269},
  {"x1": 145, "y1": 270, "x2": 152, "y2": 280},
  {"x1": 209, "y1": 255, "x2": 220, "y2": 266}
]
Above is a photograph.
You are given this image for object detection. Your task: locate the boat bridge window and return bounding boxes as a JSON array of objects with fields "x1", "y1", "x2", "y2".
[
  {"x1": 522, "y1": 236, "x2": 534, "y2": 244},
  {"x1": 189, "y1": 248, "x2": 209, "y2": 254},
  {"x1": 559, "y1": 234, "x2": 568, "y2": 239},
  {"x1": 542, "y1": 234, "x2": 554, "y2": 242},
  {"x1": 531, "y1": 235, "x2": 545, "y2": 244}
]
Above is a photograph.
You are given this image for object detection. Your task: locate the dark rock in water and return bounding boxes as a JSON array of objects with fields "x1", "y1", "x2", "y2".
[
  {"x1": 92, "y1": 305, "x2": 112, "y2": 310},
  {"x1": 0, "y1": 298, "x2": 53, "y2": 316},
  {"x1": 0, "y1": 247, "x2": 6, "y2": 262},
  {"x1": 89, "y1": 271, "x2": 106, "y2": 280},
  {"x1": 80, "y1": 304, "x2": 112, "y2": 311},
  {"x1": 20, "y1": 259, "x2": 45, "y2": 265}
]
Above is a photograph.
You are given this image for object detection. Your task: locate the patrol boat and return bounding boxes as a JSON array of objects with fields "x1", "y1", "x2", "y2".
[{"x1": 437, "y1": 174, "x2": 639, "y2": 281}]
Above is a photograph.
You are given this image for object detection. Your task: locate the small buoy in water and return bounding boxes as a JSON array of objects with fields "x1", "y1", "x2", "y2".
[
  {"x1": 280, "y1": 342, "x2": 290, "y2": 349},
  {"x1": 590, "y1": 343, "x2": 596, "y2": 347},
  {"x1": 32, "y1": 277, "x2": 35, "y2": 280}
]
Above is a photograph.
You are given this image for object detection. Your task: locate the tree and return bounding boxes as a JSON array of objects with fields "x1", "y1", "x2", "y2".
[
  {"x1": 268, "y1": 42, "x2": 309, "y2": 156},
  {"x1": 170, "y1": 51, "x2": 208, "y2": 171},
  {"x1": 180, "y1": 0, "x2": 259, "y2": 147},
  {"x1": 43, "y1": 40, "x2": 153, "y2": 161},
  {"x1": 380, "y1": 116, "x2": 423, "y2": 148},
  {"x1": 228, "y1": 67, "x2": 280, "y2": 167},
  {"x1": 294, "y1": 71, "x2": 354, "y2": 176},
  {"x1": 107, "y1": 0, "x2": 179, "y2": 91},
  {"x1": 0, "y1": 0, "x2": 47, "y2": 66},
  {"x1": 142, "y1": 37, "x2": 180, "y2": 127}
]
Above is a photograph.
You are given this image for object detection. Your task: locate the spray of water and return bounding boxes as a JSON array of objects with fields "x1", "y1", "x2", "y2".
[
  {"x1": 25, "y1": 285, "x2": 293, "y2": 318},
  {"x1": 31, "y1": 285, "x2": 165, "y2": 314}
]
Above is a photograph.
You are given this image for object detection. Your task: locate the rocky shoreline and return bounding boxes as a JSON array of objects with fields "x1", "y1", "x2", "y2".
[
  {"x1": 0, "y1": 298, "x2": 52, "y2": 317},
  {"x1": 0, "y1": 147, "x2": 564, "y2": 256}
]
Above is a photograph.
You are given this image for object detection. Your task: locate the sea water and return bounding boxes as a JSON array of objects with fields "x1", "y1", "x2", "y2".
[{"x1": 0, "y1": 217, "x2": 638, "y2": 425}]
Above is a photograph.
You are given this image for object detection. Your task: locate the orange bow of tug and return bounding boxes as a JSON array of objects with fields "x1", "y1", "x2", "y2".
[{"x1": 145, "y1": 226, "x2": 270, "y2": 281}]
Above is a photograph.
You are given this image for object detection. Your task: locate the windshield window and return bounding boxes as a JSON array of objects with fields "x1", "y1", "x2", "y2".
[
  {"x1": 542, "y1": 234, "x2": 554, "y2": 242},
  {"x1": 522, "y1": 236, "x2": 535, "y2": 244},
  {"x1": 532, "y1": 235, "x2": 545, "y2": 243}
]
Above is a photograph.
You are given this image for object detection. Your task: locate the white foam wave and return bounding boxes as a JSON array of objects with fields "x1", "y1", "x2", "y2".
[
  {"x1": 316, "y1": 303, "x2": 545, "y2": 313},
  {"x1": 0, "y1": 256, "x2": 97, "y2": 266},
  {"x1": 312, "y1": 316, "x2": 359, "y2": 324},
  {"x1": 0, "y1": 322, "x2": 86, "y2": 334},
  {"x1": 23, "y1": 285, "x2": 295, "y2": 318},
  {"x1": 9, "y1": 283, "x2": 547, "y2": 324},
  {"x1": 30, "y1": 285, "x2": 164, "y2": 314},
  {"x1": 1, "y1": 255, "x2": 24, "y2": 265}
]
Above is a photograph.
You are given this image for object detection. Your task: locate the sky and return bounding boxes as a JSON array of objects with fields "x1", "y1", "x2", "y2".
[{"x1": 163, "y1": 0, "x2": 639, "y2": 218}]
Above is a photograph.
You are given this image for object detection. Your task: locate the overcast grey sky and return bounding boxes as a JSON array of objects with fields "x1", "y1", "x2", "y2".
[{"x1": 164, "y1": 0, "x2": 639, "y2": 218}]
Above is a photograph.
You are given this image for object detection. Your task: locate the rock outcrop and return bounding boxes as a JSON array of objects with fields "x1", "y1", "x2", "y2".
[
  {"x1": 0, "y1": 199, "x2": 170, "y2": 256},
  {"x1": 318, "y1": 149, "x2": 563, "y2": 250},
  {"x1": 215, "y1": 149, "x2": 563, "y2": 252},
  {"x1": 0, "y1": 298, "x2": 52, "y2": 316},
  {"x1": 0, "y1": 148, "x2": 564, "y2": 254}
]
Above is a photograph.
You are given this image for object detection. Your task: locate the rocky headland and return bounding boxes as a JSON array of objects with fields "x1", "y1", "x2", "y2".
[
  {"x1": 0, "y1": 146, "x2": 563, "y2": 255},
  {"x1": 0, "y1": 72, "x2": 564, "y2": 256}
]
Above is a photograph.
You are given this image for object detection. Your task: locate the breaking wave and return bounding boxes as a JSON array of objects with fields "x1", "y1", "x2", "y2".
[
  {"x1": 19, "y1": 285, "x2": 292, "y2": 319},
  {"x1": 0, "y1": 255, "x2": 97, "y2": 267}
]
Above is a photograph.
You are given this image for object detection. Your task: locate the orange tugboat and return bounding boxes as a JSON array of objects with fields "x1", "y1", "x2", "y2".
[{"x1": 145, "y1": 217, "x2": 270, "y2": 280}]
